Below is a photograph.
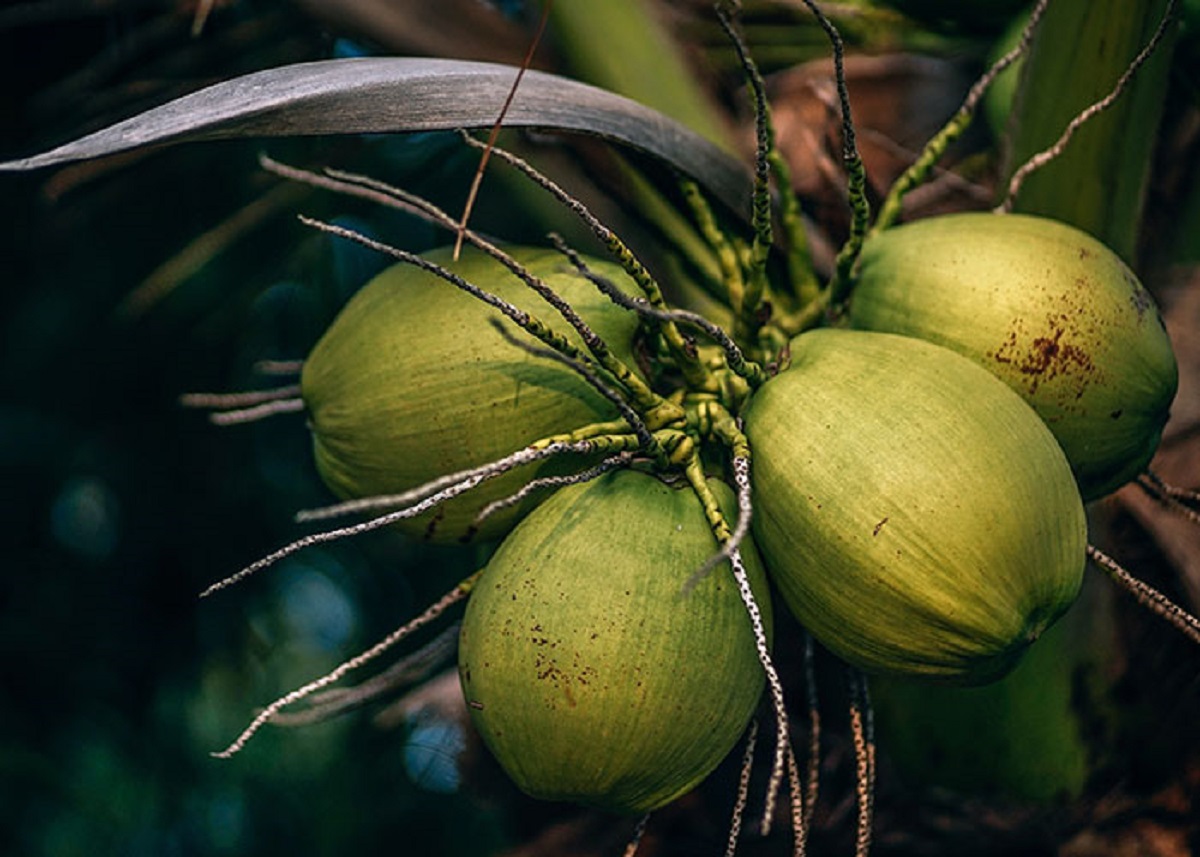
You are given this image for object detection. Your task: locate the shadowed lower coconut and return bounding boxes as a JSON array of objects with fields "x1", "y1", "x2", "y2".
[
  {"x1": 744, "y1": 329, "x2": 1086, "y2": 684},
  {"x1": 301, "y1": 245, "x2": 642, "y2": 542},
  {"x1": 458, "y1": 469, "x2": 770, "y2": 814},
  {"x1": 848, "y1": 212, "x2": 1178, "y2": 499}
]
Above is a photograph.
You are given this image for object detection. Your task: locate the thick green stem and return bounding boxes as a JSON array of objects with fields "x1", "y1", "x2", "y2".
[
  {"x1": 678, "y1": 176, "x2": 744, "y2": 308},
  {"x1": 768, "y1": 148, "x2": 820, "y2": 308},
  {"x1": 684, "y1": 451, "x2": 733, "y2": 543}
]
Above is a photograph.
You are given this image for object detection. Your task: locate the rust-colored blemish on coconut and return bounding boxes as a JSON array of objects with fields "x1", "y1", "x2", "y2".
[{"x1": 990, "y1": 310, "x2": 1096, "y2": 398}]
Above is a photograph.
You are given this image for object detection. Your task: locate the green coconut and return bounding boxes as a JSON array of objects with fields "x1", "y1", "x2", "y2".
[
  {"x1": 301, "y1": 245, "x2": 643, "y2": 542},
  {"x1": 744, "y1": 329, "x2": 1086, "y2": 684},
  {"x1": 458, "y1": 468, "x2": 770, "y2": 814},
  {"x1": 849, "y1": 212, "x2": 1178, "y2": 500}
]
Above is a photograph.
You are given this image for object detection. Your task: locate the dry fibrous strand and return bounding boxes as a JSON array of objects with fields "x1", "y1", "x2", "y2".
[
  {"x1": 846, "y1": 667, "x2": 876, "y2": 857},
  {"x1": 1087, "y1": 544, "x2": 1200, "y2": 645},
  {"x1": 213, "y1": 573, "x2": 480, "y2": 758},
  {"x1": 199, "y1": 441, "x2": 603, "y2": 598},
  {"x1": 1136, "y1": 470, "x2": 1200, "y2": 526},
  {"x1": 470, "y1": 453, "x2": 634, "y2": 529},
  {"x1": 725, "y1": 719, "x2": 759, "y2": 857},
  {"x1": 267, "y1": 623, "x2": 460, "y2": 727}
]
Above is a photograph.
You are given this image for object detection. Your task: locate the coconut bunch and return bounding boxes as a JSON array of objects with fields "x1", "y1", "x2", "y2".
[{"x1": 168, "y1": 0, "x2": 1200, "y2": 850}]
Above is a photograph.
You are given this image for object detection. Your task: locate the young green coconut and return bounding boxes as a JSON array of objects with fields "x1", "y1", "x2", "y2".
[
  {"x1": 847, "y1": 212, "x2": 1178, "y2": 500},
  {"x1": 458, "y1": 468, "x2": 772, "y2": 814},
  {"x1": 744, "y1": 328, "x2": 1088, "y2": 684},
  {"x1": 301, "y1": 244, "x2": 646, "y2": 542}
]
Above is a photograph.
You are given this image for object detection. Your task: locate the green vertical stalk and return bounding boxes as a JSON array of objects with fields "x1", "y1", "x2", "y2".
[
  {"x1": 1003, "y1": 0, "x2": 1178, "y2": 262},
  {"x1": 871, "y1": 573, "x2": 1119, "y2": 802}
]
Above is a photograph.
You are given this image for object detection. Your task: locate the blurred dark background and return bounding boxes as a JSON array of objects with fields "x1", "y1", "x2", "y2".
[{"x1": 0, "y1": 3, "x2": 533, "y2": 854}]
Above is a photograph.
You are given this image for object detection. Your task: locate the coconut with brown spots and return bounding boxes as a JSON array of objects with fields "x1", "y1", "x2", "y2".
[
  {"x1": 847, "y1": 212, "x2": 1178, "y2": 499},
  {"x1": 457, "y1": 468, "x2": 770, "y2": 814},
  {"x1": 744, "y1": 329, "x2": 1086, "y2": 684}
]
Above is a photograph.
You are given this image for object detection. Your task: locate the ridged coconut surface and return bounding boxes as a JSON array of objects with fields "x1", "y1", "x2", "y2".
[
  {"x1": 849, "y1": 212, "x2": 1178, "y2": 499},
  {"x1": 301, "y1": 246, "x2": 642, "y2": 542},
  {"x1": 744, "y1": 329, "x2": 1086, "y2": 683},
  {"x1": 458, "y1": 469, "x2": 770, "y2": 814}
]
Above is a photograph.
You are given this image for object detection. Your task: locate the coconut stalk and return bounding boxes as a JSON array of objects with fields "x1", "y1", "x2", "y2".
[
  {"x1": 869, "y1": 574, "x2": 1117, "y2": 801},
  {"x1": 1001, "y1": 0, "x2": 1179, "y2": 263}
]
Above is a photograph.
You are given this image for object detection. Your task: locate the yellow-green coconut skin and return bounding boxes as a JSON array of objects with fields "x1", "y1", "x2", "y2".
[
  {"x1": 458, "y1": 469, "x2": 770, "y2": 814},
  {"x1": 849, "y1": 212, "x2": 1178, "y2": 500},
  {"x1": 301, "y1": 245, "x2": 642, "y2": 543},
  {"x1": 743, "y1": 329, "x2": 1086, "y2": 684}
]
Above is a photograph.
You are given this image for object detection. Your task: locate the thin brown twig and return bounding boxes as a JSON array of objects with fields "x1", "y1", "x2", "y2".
[{"x1": 452, "y1": 0, "x2": 554, "y2": 259}]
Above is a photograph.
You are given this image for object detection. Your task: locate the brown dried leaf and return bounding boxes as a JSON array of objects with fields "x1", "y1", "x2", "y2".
[{"x1": 767, "y1": 53, "x2": 993, "y2": 227}]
